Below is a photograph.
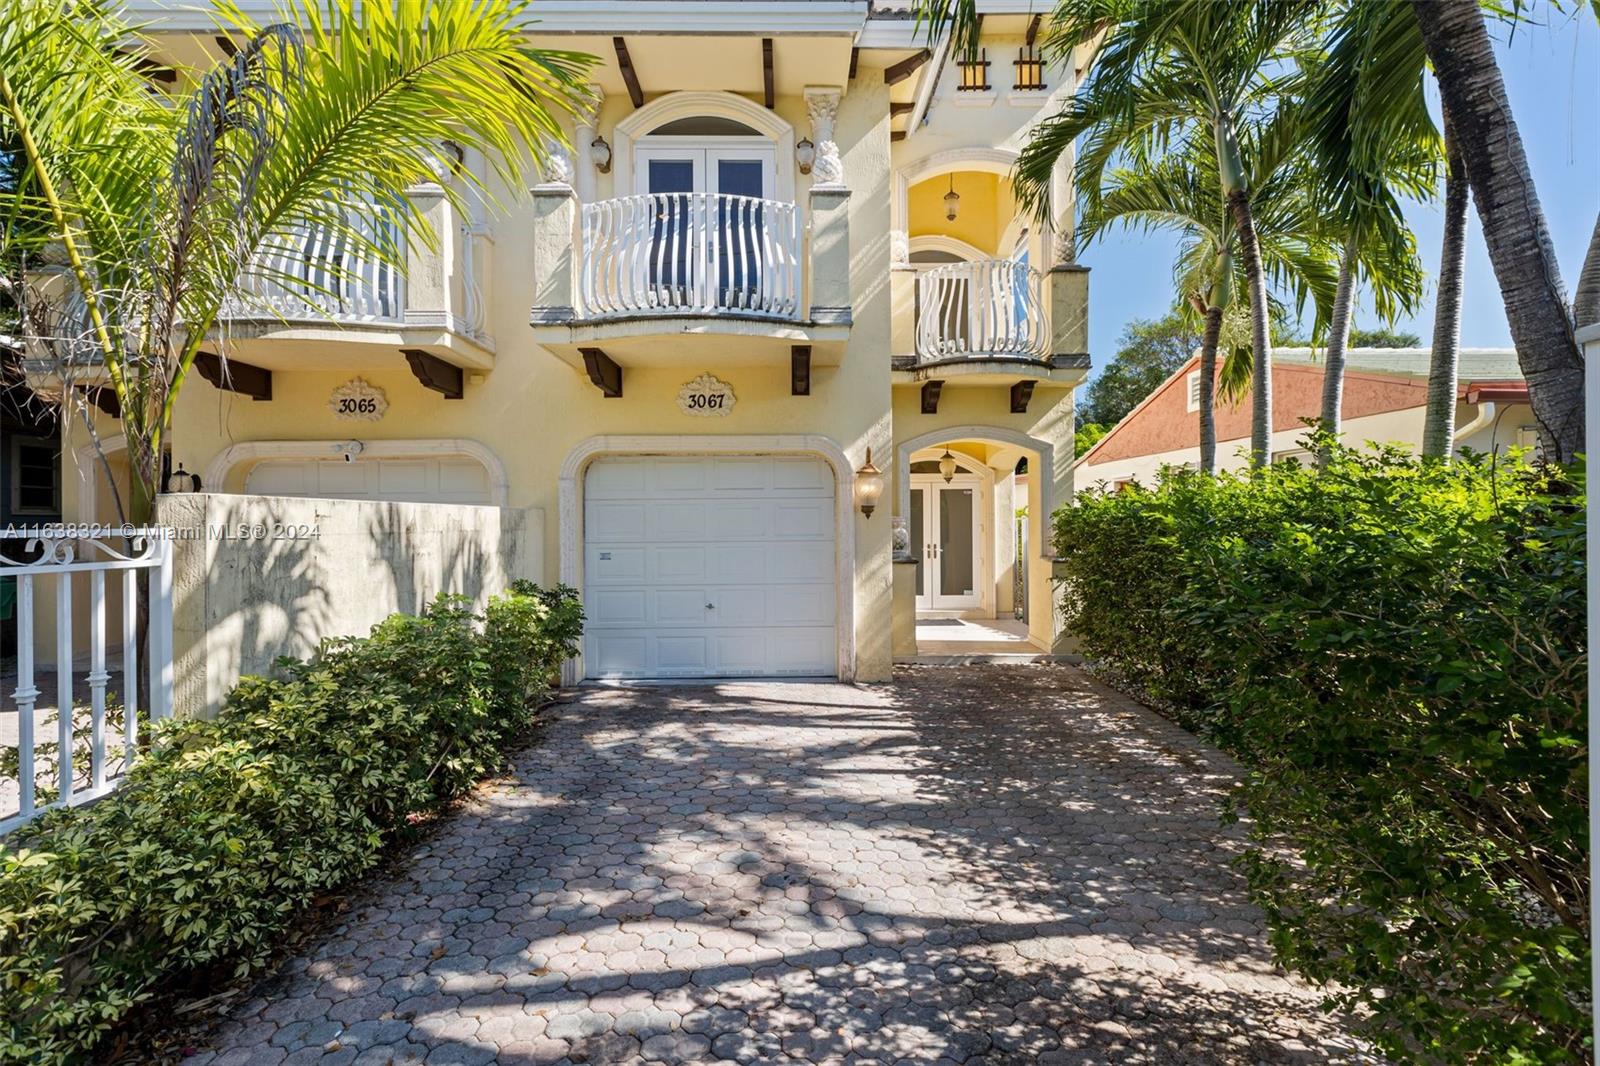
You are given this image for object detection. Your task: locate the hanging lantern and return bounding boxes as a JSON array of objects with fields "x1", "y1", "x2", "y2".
[
  {"x1": 939, "y1": 448, "x2": 957, "y2": 483},
  {"x1": 854, "y1": 448, "x2": 886, "y2": 518},
  {"x1": 944, "y1": 174, "x2": 960, "y2": 221}
]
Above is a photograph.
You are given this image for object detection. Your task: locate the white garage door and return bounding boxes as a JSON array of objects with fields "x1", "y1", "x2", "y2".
[
  {"x1": 244, "y1": 457, "x2": 492, "y2": 504},
  {"x1": 584, "y1": 454, "x2": 837, "y2": 679}
]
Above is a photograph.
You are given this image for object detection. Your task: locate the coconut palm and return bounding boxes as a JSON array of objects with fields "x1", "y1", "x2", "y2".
[
  {"x1": 1079, "y1": 132, "x2": 1339, "y2": 472},
  {"x1": 1423, "y1": 108, "x2": 1470, "y2": 459},
  {"x1": 0, "y1": 0, "x2": 593, "y2": 520},
  {"x1": 1301, "y1": 3, "x2": 1433, "y2": 442},
  {"x1": 920, "y1": 0, "x2": 1328, "y2": 467},
  {"x1": 1411, "y1": 0, "x2": 1584, "y2": 462}
]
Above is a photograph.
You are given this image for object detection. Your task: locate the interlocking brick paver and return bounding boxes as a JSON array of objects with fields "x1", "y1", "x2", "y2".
[{"x1": 201, "y1": 665, "x2": 1371, "y2": 1063}]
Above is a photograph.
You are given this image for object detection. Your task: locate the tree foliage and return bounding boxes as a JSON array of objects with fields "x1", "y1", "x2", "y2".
[
  {"x1": 0, "y1": 0, "x2": 593, "y2": 518},
  {"x1": 1080, "y1": 313, "x2": 1200, "y2": 427},
  {"x1": 1054, "y1": 447, "x2": 1588, "y2": 1063},
  {"x1": 0, "y1": 582, "x2": 584, "y2": 1064}
]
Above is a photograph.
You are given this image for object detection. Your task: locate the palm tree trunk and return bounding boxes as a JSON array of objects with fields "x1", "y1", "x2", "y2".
[
  {"x1": 1198, "y1": 303, "x2": 1223, "y2": 474},
  {"x1": 1228, "y1": 191, "x2": 1273, "y2": 468},
  {"x1": 1574, "y1": 213, "x2": 1600, "y2": 329},
  {"x1": 1423, "y1": 109, "x2": 1469, "y2": 460},
  {"x1": 1319, "y1": 237, "x2": 1359, "y2": 444},
  {"x1": 1411, "y1": 0, "x2": 1583, "y2": 463}
]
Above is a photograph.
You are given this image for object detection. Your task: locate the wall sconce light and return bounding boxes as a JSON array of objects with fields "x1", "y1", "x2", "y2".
[
  {"x1": 163, "y1": 463, "x2": 202, "y2": 494},
  {"x1": 591, "y1": 135, "x2": 612, "y2": 174},
  {"x1": 944, "y1": 174, "x2": 960, "y2": 221},
  {"x1": 796, "y1": 137, "x2": 815, "y2": 175},
  {"x1": 854, "y1": 448, "x2": 885, "y2": 518},
  {"x1": 939, "y1": 448, "x2": 957, "y2": 483}
]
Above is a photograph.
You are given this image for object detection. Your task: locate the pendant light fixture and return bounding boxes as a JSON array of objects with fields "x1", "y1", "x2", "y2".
[
  {"x1": 943, "y1": 174, "x2": 960, "y2": 221},
  {"x1": 939, "y1": 448, "x2": 957, "y2": 483}
]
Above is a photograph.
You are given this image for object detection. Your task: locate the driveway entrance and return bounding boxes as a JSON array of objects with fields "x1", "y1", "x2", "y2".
[{"x1": 197, "y1": 665, "x2": 1363, "y2": 1064}]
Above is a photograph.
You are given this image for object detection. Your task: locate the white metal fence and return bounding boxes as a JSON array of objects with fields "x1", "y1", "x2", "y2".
[
  {"x1": 1, "y1": 531, "x2": 174, "y2": 834},
  {"x1": 579, "y1": 192, "x2": 801, "y2": 320},
  {"x1": 915, "y1": 258, "x2": 1050, "y2": 363}
]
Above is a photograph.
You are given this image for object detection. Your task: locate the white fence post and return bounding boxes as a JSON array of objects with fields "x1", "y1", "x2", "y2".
[{"x1": 1, "y1": 530, "x2": 175, "y2": 834}]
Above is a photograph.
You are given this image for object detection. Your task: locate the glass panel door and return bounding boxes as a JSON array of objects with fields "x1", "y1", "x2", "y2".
[
  {"x1": 935, "y1": 485, "x2": 978, "y2": 608},
  {"x1": 641, "y1": 155, "x2": 699, "y2": 306},
  {"x1": 714, "y1": 156, "x2": 766, "y2": 308}
]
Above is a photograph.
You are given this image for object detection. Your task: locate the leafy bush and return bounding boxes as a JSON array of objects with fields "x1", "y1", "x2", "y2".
[
  {"x1": 0, "y1": 582, "x2": 582, "y2": 1064},
  {"x1": 1055, "y1": 445, "x2": 1587, "y2": 1063}
]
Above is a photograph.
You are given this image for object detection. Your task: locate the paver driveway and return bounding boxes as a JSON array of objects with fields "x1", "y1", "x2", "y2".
[{"x1": 198, "y1": 664, "x2": 1365, "y2": 1065}]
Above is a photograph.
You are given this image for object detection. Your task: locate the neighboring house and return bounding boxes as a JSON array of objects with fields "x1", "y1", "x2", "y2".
[
  {"x1": 42, "y1": 0, "x2": 1096, "y2": 683},
  {"x1": 1076, "y1": 348, "x2": 1534, "y2": 489}
]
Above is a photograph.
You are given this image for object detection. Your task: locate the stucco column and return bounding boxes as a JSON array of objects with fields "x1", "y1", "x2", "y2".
[
  {"x1": 574, "y1": 87, "x2": 604, "y2": 203},
  {"x1": 530, "y1": 170, "x2": 579, "y2": 323},
  {"x1": 809, "y1": 186, "x2": 852, "y2": 325},
  {"x1": 404, "y1": 182, "x2": 457, "y2": 327},
  {"x1": 1049, "y1": 142, "x2": 1076, "y2": 266},
  {"x1": 1049, "y1": 263, "x2": 1090, "y2": 358}
]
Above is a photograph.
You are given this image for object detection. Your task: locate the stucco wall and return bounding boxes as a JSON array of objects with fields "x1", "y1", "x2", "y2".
[
  {"x1": 158, "y1": 493, "x2": 543, "y2": 717},
  {"x1": 166, "y1": 81, "x2": 898, "y2": 681}
]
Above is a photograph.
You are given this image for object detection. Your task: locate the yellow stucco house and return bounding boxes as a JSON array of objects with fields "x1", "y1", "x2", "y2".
[{"x1": 60, "y1": 0, "x2": 1093, "y2": 687}]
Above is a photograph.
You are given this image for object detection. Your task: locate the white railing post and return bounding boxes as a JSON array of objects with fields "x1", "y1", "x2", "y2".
[
  {"x1": 150, "y1": 534, "x2": 174, "y2": 723},
  {"x1": 13, "y1": 576, "x2": 37, "y2": 821},
  {"x1": 55, "y1": 564, "x2": 72, "y2": 806},
  {"x1": 122, "y1": 566, "x2": 138, "y2": 771},
  {"x1": 88, "y1": 570, "x2": 107, "y2": 791}
]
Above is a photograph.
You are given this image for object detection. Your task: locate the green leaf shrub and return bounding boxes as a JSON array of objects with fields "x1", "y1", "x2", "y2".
[
  {"x1": 0, "y1": 582, "x2": 583, "y2": 1064},
  {"x1": 1054, "y1": 445, "x2": 1587, "y2": 1063}
]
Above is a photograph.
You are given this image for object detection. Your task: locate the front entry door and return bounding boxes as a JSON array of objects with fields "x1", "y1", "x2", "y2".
[{"x1": 910, "y1": 475, "x2": 982, "y2": 611}]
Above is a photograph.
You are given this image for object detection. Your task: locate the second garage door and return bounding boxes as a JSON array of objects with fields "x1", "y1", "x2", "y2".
[{"x1": 583, "y1": 454, "x2": 837, "y2": 679}]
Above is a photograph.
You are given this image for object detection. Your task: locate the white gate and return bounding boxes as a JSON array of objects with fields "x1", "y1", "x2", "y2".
[{"x1": 1, "y1": 531, "x2": 174, "y2": 834}]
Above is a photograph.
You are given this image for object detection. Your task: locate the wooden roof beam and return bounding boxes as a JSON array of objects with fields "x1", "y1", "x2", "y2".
[
  {"x1": 762, "y1": 38, "x2": 775, "y2": 109},
  {"x1": 884, "y1": 49, "x2": 931, "y2": 86},
  {"x1": 613, "y1": 37, "x2": 644, "y2": 108}
]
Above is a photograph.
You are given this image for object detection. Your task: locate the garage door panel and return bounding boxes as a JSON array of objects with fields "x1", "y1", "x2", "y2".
[
  {"x1": 589, "y1": 588, "x2": 647, "y2": 625},
  {"x1": 648, "y1": 502, "x2": 710, "y2": 541},
  {"x1": 588, "y1": 545, "x2": 646, "y2": 583},
  {"x1": 772, "y1": 499, "x2": 832, "y2": 538},
  {"x1": 588, "y1": 502, "x2": 647, "y2": 540},
  {"x1": 711, "y1": 501, "x2": 769, "y2": 538},
  {"x1": 583, "y1": 455, "x2": 837, "y2": 679},
  {"x1": 653, "y1": 546, "x2": 709, "y2": 582},
  {"x1": 657, "y1": 589, "x2": 711, "y2": 623},
  {"x1": 245, "y1": 456, "x2": 493, "y2": 505}
]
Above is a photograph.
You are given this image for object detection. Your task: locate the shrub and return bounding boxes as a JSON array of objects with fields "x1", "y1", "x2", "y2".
[
  {"x1": 1055, "y1": 445, "x2": 1587, "y2": 1063},
  {"x1": 0, "y1": 583, "x2": 583, "y2": 1064}
]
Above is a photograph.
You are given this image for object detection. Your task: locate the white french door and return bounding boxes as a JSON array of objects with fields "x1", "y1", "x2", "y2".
[
  {"x1": 634, "y1": 142, "x2": 777, "y2": 312},
  {"x1": 910, "y1": 475, "x2": 983, "y2": 611}
]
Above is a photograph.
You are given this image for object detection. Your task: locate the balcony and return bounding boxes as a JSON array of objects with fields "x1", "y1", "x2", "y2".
[
  {"x1": 578, "y1": 192, "x2": 802, "y2": 321},
  {"x1": 530, "y1": 183, "x2": 852, "y2": 383},
  {"x1": 213, "y1": 184, "x2": 495, "y2": 377},
  {"x1": 892, "y1": 256, "x2": 1091, "y2": 397}
]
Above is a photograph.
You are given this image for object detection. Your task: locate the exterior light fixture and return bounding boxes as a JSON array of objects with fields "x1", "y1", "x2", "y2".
[
  {"x1": 796, "y1": 137, "x2": 816, "y2": 175},
  {"x1": 939, "y1": 448, "x2": 957, "y2": 483},
  {"x1": 944, "y1": 174, "x2": 960, "y2": 221},
  {"x1": 163, "y1": 463, "x2": 202, "y2": 494},
  {"x1": 591, "y1": 135, "x2": 612, "y2": 174},
  {"x1": 854, "y1": 448, "x2": 885, "y2": 518}
]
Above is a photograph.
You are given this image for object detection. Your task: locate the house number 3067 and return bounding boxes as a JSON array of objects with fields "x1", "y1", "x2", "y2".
[{"x1": 684, "y1": 393, "x2": 726, "y2": 411}]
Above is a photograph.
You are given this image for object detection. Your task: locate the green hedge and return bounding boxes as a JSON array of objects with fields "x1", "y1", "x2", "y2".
[
  {"x1": 1056, "y1": 445, "x2": 1588, "y2": 1064},
  {"x1": 0, "y1": 581, "x2": 583, "y2": 1064}
]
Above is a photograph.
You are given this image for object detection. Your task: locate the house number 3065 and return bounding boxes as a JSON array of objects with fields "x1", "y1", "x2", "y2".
[{"x1": 337, "y1": 397, "x2": 380, "y2": 415}]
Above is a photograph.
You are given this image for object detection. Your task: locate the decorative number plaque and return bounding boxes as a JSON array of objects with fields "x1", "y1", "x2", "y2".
[
  {"x1": 677, "y1": 372, "x2": 735, "y2": 417},
  {"x1": 330, "y1": 378, "x2": 388, "y2": 422}
]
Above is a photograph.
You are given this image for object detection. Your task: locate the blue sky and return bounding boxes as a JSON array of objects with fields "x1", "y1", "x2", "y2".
[{"x1": 1078, "y1": 10, "x2": 1600, "y2": 367}]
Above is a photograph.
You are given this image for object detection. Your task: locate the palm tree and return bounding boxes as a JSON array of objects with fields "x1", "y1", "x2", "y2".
[
  {"x1": 1301, "y1": 6, "x2": 1433, "y2": 444},
  {"x1": 1080, "y1": 134, "x2": 1339, "y2": 472},
  {"x1": 920, "y1": 0, "x2": 1326, "y2": 467},
  {"x1": 0, "y1": 0, "x2": 593, "y2": 520},
  {"x1": 1423, "y1": 108, "x2": 1470, "y2": 459},
  {"x1": 1410, "y1": 0, "x2": 1584, "y2": 463}
]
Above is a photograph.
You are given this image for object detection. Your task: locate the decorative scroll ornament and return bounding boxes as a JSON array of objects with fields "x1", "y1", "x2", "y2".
[
  {"x1": 542, "y1": 140, "x2": 575, "y2": 187},
  {"x1": 804, "y1": 87, "x2": 844, "y2": 188},
  {"x1": 890, "y1": 229, "x2": 911, "y2": 266},
  {"x1": 329, "y1": 377, "x2": 388, "y2": 422},
  {"x1": 677, "y1": 372, "x2": 736, "y2": 417}
]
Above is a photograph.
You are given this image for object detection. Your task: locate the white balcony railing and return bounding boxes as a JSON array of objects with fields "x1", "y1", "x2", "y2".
[
  {"x1": 578, "y1": 192, "x2": 801, "y2": 320},
  {"x1": 227, "y1": 222, "x2": 406, "y2": 324},
  {"x1": 915, "y1": 258, "x2": 1050, "y2": 363}
]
